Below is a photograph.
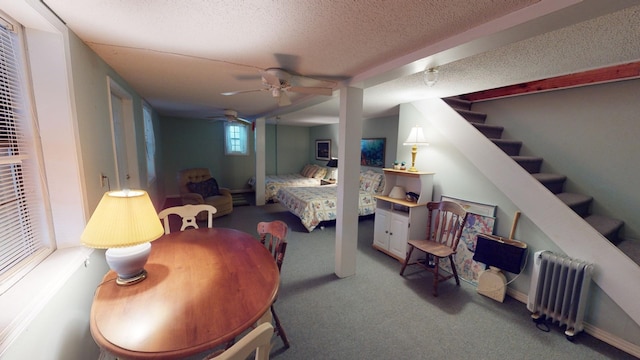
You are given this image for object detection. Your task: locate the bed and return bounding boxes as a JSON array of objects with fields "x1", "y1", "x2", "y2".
[
  {"x1": 248, "y1": 164, "x2": 328, "y2": 202},
  {"x1": 276, "y1": 170, "x2": 385, "y2": 232}
]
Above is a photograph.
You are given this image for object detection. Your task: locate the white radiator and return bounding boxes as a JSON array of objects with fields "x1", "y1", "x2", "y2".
[{"x1": 527, "y1": 250, "x2": 593, "y2": 339}]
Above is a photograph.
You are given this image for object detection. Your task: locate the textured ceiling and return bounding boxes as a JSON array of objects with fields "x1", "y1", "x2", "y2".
[{"x1": 41, "y1": 0, "x2": 640, "y2": 125}]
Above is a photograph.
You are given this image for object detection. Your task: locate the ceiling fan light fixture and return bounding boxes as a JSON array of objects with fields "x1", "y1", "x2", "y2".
[
  {"x1": 271, "y1": 88, "x2": 281, "y2": 98},
  {"x1": 423, "y1": 67, "x2": 439, "y2": 87}
]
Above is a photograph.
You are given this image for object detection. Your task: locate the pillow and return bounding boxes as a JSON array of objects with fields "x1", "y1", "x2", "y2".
[
  {"x1": 359, "y1": 170, "x2": 385, "y2": 194},
  {"x1": 300, "y1": 164, "x2": 313, "y2": 176},
  {"x1": 312, "y1": 167, "x2": 327, "y2": 179},
  {"x1": 187, "y1": 177, "x2": 220, "y2": 198}
]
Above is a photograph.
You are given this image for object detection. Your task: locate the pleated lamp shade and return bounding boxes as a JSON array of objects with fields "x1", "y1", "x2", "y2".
[{"x1": 81, "y1": 190, "x2": 164, "y2": 248}]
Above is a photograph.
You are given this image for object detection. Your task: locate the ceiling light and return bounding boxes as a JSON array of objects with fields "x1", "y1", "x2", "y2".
[{"x1": 423, "y1": 67, "x2": 439, "y2": 87}]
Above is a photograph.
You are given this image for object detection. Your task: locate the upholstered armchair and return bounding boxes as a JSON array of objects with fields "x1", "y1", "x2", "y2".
[{"x1": 177, "y1": 168, "x2": 233, "y2": 218}]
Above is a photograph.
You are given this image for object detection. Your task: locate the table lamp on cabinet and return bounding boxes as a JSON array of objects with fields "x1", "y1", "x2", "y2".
[
  {"x1": 81, "y1": 189, "x2": 164, "y2": 286},
  {"x1": 403, "y1": 125, "x2": 429, "y2": 172}
]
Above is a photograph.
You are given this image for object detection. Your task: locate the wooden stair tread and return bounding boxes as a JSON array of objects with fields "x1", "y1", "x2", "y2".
[
  {"x1": 532, "y1": 172, "x2": 567, "y2": 182},
  {"x1": 443, "y1": 97, "x2": 472, "y2": 110},
  {"x1": 585, "y1": 214, "x2": 624, "y2": 243},
  {"x1": 511, "y1": 155, "x2": 544, "y2": 162},
  {"x1": 492, "y1": 139, "x2": 522, "y2": 145},
  {"x1": 556, "y1": 192, "x2": 593, "y2": 206},
  {"x1": 617, "y1": 239, "x2": 640, "y2": 265},
  {"x1": 532, "y1": 172, "x2": 567, "y2": 194},
  {"x1": 455, "y1": 109, "x2": 487, "y2": 123}
]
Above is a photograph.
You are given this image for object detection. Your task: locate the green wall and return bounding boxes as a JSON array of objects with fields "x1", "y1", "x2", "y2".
[
  {"x1": 397, "y1": 80, "x2": 640, "y2": 348},
  {"x1": 473, "y1": 79, "x2": 640, "y2": 241},
  {"x1": 269, "y1": 125, "x2": 310, "y2": 174},
  {"x1": 159, "y1": 117, "x2": 256, "y2": 193},
  {"x1": 308, "y1": 115, "x2": 399, "y2": 169}
]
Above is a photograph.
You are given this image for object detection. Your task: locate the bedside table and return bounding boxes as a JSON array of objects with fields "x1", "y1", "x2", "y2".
[{"x1": 321, "y1": 179, "x2": 336, "y2": 185}]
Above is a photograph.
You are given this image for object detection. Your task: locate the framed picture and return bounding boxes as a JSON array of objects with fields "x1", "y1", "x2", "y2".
[
  {"x1": 315, "y1": 139, "x2": 331, "y2": 161},
  {"x1": 360, "y1": 138, "x2": 385, "y2": 167},
  {"x1": 440, "y1": 195, "x2": 497, "y2": 216}
]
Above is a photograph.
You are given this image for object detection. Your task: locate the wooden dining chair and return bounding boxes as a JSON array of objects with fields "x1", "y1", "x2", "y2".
[
  {"x1": 399, "y1": 201, "x2": 468, "y2": 296},
  {"x1": 257, "y1": 220, "x2": 290, "y2": 349},
  {"x1": 205, "y1": 323, "x2": 274, "y2": 360},
  {"x1": 158, "y1": 204, "x2": 217, "y2": 234}
]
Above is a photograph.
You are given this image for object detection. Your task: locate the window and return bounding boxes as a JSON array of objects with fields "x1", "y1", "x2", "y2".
[
  {"x1": 143, "y1": 103, "x2": 156, "y2": 184},
  {"x1": 0, "y1": 19, "x2": 51, "y2": 294},
  {"x1": 224, "y1": 122, "x2": 248, "y2": 155}
]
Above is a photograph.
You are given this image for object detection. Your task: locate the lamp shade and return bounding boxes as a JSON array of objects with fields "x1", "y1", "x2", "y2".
[
  {"x1": 403, "y1": 125, "x2": 428, "y2": 146},
  {"x1": 326, "y1": 158, "x2": 338, "y2": 167},
  {"x1": 389, "y1": 186, "x2": 406, "y2": 199},
  {"x1": 81, "y1": 190, "x2": 164, "y2": 249}
]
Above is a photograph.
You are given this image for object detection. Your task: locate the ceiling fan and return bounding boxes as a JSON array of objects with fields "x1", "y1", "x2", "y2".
[
  {"x1": 221, "y1": 68, "x2": 334, "y2": 106},
  {"x1": 208, "y1": 109, "x2": 252, "y2": 125}
]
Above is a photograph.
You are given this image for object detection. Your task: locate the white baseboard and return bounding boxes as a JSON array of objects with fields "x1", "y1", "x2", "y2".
[{"x1": 506, "y1": 288, "x2": 640, "y2": 358}]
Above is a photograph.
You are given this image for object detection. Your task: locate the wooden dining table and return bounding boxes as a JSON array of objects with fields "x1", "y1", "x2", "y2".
[{"x1": 89, "y1": 227, "x2": 280, "y2": 359}]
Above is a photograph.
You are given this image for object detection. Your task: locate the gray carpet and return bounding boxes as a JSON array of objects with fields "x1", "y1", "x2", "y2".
[{"x1": 199, "y1": 202, "x2": 636, "y2": 359}]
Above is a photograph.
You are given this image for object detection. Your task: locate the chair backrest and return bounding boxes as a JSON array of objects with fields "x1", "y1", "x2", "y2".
[
  {"x1": 257, "y1": 220, "x2": 288, "y2": 272},
  {"x1": 209, "y1": 322, "x2": 274, "y2": 360},
  {"x1": 426, "y1": 201, "x2": 468, "y2": 251},
  {"x1": 177, "y1": 168, "x2": 212, "y2": 195},
  {"x1": 158, "y1": 204, "x2": 217, "y2": 234}
]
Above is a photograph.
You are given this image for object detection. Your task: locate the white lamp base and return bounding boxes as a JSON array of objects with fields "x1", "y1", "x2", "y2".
[{"x1": 105, "y1": 242, "x2": 152, "y2": 286}]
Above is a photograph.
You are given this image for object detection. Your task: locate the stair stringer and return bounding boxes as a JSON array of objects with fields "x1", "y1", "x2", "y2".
[{"x1": 411, "y1": 97, "x2": 640, "y2": 326}]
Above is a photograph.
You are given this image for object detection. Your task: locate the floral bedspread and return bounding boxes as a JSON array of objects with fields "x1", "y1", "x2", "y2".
[
  {"x1": 249, "y1": 174, "x2": 322, "y2": 202},
  {"x1": 276, "y1": 185, "x2": 377, "y2": 232}
]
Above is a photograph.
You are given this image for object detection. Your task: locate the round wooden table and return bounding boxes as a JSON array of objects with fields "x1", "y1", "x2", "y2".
[{"x1": 89, "y1": 227, "x2": 280, "y2": 359}]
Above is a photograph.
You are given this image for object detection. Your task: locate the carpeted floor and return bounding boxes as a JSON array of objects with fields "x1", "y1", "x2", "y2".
[{"x1": 175, "y1": 201, "x2": 638, "y2": 360}]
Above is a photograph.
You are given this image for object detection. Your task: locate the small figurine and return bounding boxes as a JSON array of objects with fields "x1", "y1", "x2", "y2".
[
  {"x1": 400, "y1": 161, "x2": 406, "y2": 170},
  {"x1": 393, "y1": 161, "x2": 400, "y2": 170}
]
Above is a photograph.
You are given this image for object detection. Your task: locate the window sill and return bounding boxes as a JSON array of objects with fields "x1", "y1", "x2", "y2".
[{"x1": 0, "y1": 246, "x2": 93, "y2": 355}]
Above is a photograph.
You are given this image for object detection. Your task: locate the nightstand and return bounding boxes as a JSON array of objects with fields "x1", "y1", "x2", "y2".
[{"x1": 321, "y1": 179, "x2": 336, "y2": 185}]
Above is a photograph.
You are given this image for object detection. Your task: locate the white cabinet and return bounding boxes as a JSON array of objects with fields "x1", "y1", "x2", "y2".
[
  {"x1": 373, "y1": 209, "x2": 410, "y2": 259},
  {"x1": 373, "y1": 169, "x2": 434, "y2": 262}
]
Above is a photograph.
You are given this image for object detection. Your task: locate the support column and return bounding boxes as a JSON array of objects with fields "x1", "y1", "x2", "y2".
[
  {"x1": 335, "y1": 87, "x2": 363, "y2": 278},
  {"x1": 254, "y1": 117, "x2": 266, "y2": 206}
]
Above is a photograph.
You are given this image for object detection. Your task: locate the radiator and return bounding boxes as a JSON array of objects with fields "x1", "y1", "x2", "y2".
[{"x1": 527, "y1": 250, "x2": 593, "y2": 339}]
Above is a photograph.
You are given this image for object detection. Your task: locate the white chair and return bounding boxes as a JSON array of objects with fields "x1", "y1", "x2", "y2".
[
  {"x1": 158, "y1": 204, "x2": 217, "y2": 234},
  {"x1": 204, "y1": 323, "x2": 274, "y2": 360}
]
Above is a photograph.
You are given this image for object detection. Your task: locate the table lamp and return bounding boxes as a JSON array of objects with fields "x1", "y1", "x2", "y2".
[
  {"x1": 326, "y1": 158, "x2": 338, "y2": 180},
  {"x1": 81, "y1": 189, "x2": 164, "y2": 286},
  {"x1": 402, "y1": 125, "x2": 429, "y2": 172}
]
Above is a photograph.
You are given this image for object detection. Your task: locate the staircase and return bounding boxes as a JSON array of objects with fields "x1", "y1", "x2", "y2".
[{"x1": 443, "y1": 97, "x2": 640, "y2": 264}]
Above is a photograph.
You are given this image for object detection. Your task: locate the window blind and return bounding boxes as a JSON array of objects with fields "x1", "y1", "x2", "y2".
[{"x1": 0, "y1": 22, "x2": 50, "y2": 294}]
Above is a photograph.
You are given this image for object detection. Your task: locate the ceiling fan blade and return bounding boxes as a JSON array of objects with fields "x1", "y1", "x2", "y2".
[
  {"x1": 287, "y1": 86, "x2": 333, "y2": 96},
  {"x1": 221, "y1": 88, "x2": 265, "y2": 96},
  {"x1": 278, "y1": 91, "x2": 292, "y2": 106},
  {"x1": 261, "y1": 70, "x2": 282, "y2": 87}
]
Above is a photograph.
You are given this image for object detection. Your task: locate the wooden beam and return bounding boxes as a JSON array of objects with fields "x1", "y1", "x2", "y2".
[{"x1": 462, "y1": 61, "x2": 640, "y2": 102}]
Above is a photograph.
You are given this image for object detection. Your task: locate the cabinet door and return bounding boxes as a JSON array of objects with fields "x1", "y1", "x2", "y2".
[
  {"x1": 388, "y1": 214, "x2": 409, "y2": 259},
  {"x1": 373, "y1": 209, "x2": 390, "y2": 249}
]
